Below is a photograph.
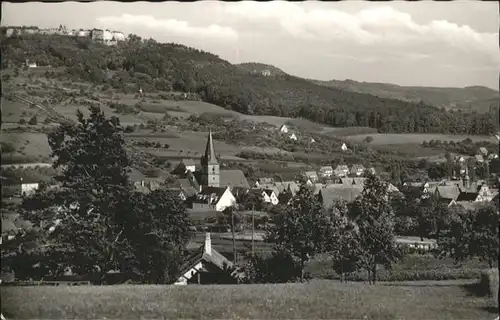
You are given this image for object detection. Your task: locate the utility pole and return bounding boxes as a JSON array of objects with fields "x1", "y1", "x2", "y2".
[
  {"x1": 252, "y1": 203, "x2": 255, "y2": 257},
  {"x1": 231, "y1": 208, "x2": 236, "y2": 264}
]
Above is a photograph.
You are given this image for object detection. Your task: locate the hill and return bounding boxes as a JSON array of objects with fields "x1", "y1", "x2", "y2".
[
  {"x1": 310, "y1": 79, "x2": 499, "y2": 113},
  {"x1": 0, "y1": 31, "x2": 498, "y2": 135}
]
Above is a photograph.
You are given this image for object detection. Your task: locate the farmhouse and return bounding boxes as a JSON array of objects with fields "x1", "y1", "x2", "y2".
[
  {"x1": 340, "y1": 143, "x2": 348, "y2": 152},
  {"x1": 289, "y1": 133, "x2": 298, "y2": 141},
  {"x1": 334, "y1": 165, "x2": 350, "y2": 177},
  {"x1": 262, "y1": 189, "x2": 279, "y2": 205},
  {"x1": 174, "y1": 233, "x2": 239, "y2": 285},
  {"x1": 192, "y1": 186, "x2": 236, "y2": 212},
  {"x1": 176, "y1": 159, "x2": 196, "y2": 173},
  {"x1": 318, "y1": 185, "x2": 364, "y2": 208},
  {"x1": 350, "y1": 164, "x2": 366, "y2": 176},
  {"x1": 279, "y1": 124, "x2": 289, "y2": 133},
  {"x1": 433, "y1": 185, "x2": 461, "y2": 201},
  {"x1": 273, "y1": 181, "x2": 300, "y2": 196},
  {"x1": 319, "y1": 166, "x2": 333, "y2": 177},
  {"x1": 304, "y1": 171, "x2": 318, "y2": 183}
]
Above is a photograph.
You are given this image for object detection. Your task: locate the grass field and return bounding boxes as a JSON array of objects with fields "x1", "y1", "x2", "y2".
[
  {"x1": 346, "y1": 133, "x2": 496, "y2": 145},
  {"x1": 2, "y1": 280, "x2": 497, "y2": 319}
]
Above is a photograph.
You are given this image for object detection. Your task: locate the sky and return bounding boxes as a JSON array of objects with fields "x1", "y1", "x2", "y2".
[{"x1": 3, "y1": 1, "x2": 499, "y2": 89}]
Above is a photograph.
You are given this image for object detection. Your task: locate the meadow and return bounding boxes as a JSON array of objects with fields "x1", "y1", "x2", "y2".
[
  {"x1": 346, "y1": 133, "x2": 496, "y2": 145},
  {"x1": 1, "y1": 279, "x2": 497, "y2": 320}
]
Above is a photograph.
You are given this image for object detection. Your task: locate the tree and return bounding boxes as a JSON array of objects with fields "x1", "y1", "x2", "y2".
[
  {"x1": 438, "y1": 204, "x2": 498, "y2": 268},
  {"x1": 124, "y1": 189, "x2": 191, "y2": 283},
  {"x1": 265, "y1": 183, "x2": 338, "y2": 280},
  {"x1": 349, "y1": 173, "x2": 400, "y2": 284},
  {"x1": 20, "y1": 106, "x2": 192, "y2": 284}
]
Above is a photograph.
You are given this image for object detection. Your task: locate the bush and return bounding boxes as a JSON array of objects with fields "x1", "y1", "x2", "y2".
[
  {"x1": 18, "y1": 118, "x2": 27, "y2": 125},
  {"x1": 1, "y1": 142, "x2": 16, "y2": 153},
  {"x1": 479, "y1": 268, "x2": 499, "y2": 302}
]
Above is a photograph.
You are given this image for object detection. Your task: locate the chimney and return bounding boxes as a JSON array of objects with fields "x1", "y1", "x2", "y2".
[{"x1": 204, "y1": 232, "x2": 212, "y2": 255}]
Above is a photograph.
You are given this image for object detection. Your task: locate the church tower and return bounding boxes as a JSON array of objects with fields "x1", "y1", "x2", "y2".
[{"x1": 200, "y1": 129, "x2": 220, "y2": 187}]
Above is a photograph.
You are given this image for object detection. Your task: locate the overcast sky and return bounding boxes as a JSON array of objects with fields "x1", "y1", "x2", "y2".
[{"x1": 3, "y1": 1, "x2": 499, "y2": 89}]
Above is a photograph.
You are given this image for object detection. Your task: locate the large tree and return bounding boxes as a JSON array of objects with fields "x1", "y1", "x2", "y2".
[
  {"x1": 349, "y1": 173, "x2": 400, "y2": 284},
  {"x1": 265, "y1": 183, "x2": 340, "y2": 280},
  {"x1": 20, "y1": 106, "x2": 191, "y2": 283},
  {"x1": 438, "y1": 204, "x2": 498, "y2": 268}
]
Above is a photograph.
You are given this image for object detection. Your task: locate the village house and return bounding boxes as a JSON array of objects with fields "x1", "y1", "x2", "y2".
[
  {"x1": 279, "y1": 124, "x2": 288, "y2": 133},
  {"x1": 192, "y1": 186, "x2": 236, "y2": 212},
  {"x1": 340, "y1": 143, "x2": 348, "y2": 152},
  {"x1": 273, "y1": 181, "x2": 300, "y2": 196},
  {"x1": 350, "y1": 164, "x2": 366, "y2": 176},
  {"x1": 176, "y1": 159, "x2": 197, "y2": 174},
  {"x1": 304, "y1": 171, "x2": 318, "y2": 183},
  {"x1": 174, "y1": 233, "x2": 240, "y2": 285},
  {"x1": 334, "y1": 165, "x2": 350, "y2": 177},
  {"x1": 289, "y1": 133, "x2": 298, "y2": 141},
  {"x1": 2, "y1": 176, "x2": 41, "y2": 197},
  {"x1": 310, "y1": 138, "x2": 316, "y2": 143},
  {"x1": 319, "y1": 166, "x2": 334, "y2": 178},
  {"x1": 254, "y1": 177, "x2": 274, "y2": 187},
  {"x1": 249, "y1": 188, "x2": 279, "y2": 206}
]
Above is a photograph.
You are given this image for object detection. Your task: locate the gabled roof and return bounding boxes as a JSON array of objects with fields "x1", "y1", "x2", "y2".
[
  {"x1": 351, "y1": 164, "x2": 365, "y2": 171},
  {"x1": 340, "y1": 177, "x2": 366, "y2": 186},
  {"x1": 274, "y1": 181, "x2": 300, "y2": 195},
  {"x1": 193, "y1": 186, "x2": 228, "y2": 205},
  {"x1": 435, "y1": 185, "x2": 460, "y2": 200},
  {"x1": 304, "y1": 171, "x2": 317, "y2": 176},
  {"x1": 456, "y1": 192, "x2": 479, "y2": 202},
  {"x1": 177, "y1": 241, "x2": 234, "y2": 280},
  {"x1": 319, "y1": 166, "x2": 333, "y2": 171},
  {"x1": 220, "y1": 170, "x2": 250, "y2": 189},
  {"x1": 335, "y1": 165, "x2": 349, "y2": 171},
  {"x1": 319, "y1": 186, "x2": 364, "y2": 207},
  {"x1": 257, "y1": 177, "x2": 274, "y2": 184},
  {"x1": 453, "y1": 201, "x2": 484, "y2": 211},
  {"x1": 178, "y1": 179, "x2": 199, "y2": 197},
  {"x1": 263, "y1": 189, "x2": 275, "y2": 197}
]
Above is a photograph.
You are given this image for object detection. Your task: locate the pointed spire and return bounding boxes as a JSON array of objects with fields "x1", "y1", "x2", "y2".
[{"x1": 203, "y1": 129, "x2": 218, "y2": 165}]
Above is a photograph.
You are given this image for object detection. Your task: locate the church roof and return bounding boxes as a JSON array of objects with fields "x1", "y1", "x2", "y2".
[
  {"x1": 201, "y1": 130, "x2": 218, "y2": 165},
  {"x1": 220, "y1": 170, "x2": 250, "y2": 189}
]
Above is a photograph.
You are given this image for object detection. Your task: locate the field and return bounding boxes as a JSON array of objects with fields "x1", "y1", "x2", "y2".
[
  {"x1": 346, "y1": 133, "x2": 496, "y2": 145},
  {"x1": 2, "y1": 280, "x2": 497, "y2": 320}
]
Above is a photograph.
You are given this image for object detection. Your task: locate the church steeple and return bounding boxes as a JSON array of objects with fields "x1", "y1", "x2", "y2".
[
  {"x1": 201, "y1": 129, "x2": 220, "y2": 187},
  {"x1": 202, "y1": 129, "x2": 218, "y2": 166}
]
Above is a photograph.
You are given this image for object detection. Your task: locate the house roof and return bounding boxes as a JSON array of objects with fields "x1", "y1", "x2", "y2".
[
  {"x1": 257, "y1": 177, "x2": 274, "y2": 184},
  {"x1": 351, "y1": 164, "x2": 365, "y2": 171},
  {"x1": 335, "y1": 165, "x2": 349, "y2": 171},
  {"x1": 340, "y1": 177, "x2": 366, "y2": 186},
  {"x1": 178, "y1": 179, "x2": 199, "y2": 198},
  {"x1": 128, "y1": 168, "x2": 146, "y2": 182},
  {"x1": 319, "y1": 166, "x2": 333, "y2": 171},
  {"x1": 193, "y1": 186, "x2": 228, "y2": 205},
  {"x1": 453, "y1": 201, "x2": 484, "y2": 211},
  {"x1": 263, "y1": 189, "x2": 275, "y2": 197},
  {"x1": 304, "y1": 171, "x2": 317, "y2": 176},
  {"x1": 220, "y1": 170, "x2": 250, "y2": 189},
  {"x1": 178, "y1": 244, "x2": 234, "y2": 279},
  {"x1": 435, "y1": 185, "x2": 460, "y2": 200},
  {"x1": 456, "y1": 192, "x2": 479, "y2": 202},
  {"x1": 274, "y1": 181, "x2": 300, "y2": 195},
  {"x1": 319, "y1": 186, "x2": 364, "y2": 207}
]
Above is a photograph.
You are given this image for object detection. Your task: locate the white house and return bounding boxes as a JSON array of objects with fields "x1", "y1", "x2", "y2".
[
  {"x1": 340, "y1": 143, "x2": 348, "y2": 152},
  {"x1": 310, "y1": 138, "x2": 316, "y2": 143},
  {"x1": 289, "y1": 133, "x2": 298, "y2": 141},
  {"x1": 304, "y1": 171, "x2": 319, "y2": 183},
  {"x1": 262, "y1": 189, "x2": 279, "y2": 205},
  {"x1": 350, "y1": 164, "x2": 366, "y2": 176},
  {"x1": 334, "y1": 165, "x2": 350, "y2": 177},
  {"x1": 279, "y1": 125, "x2": 289, "y2": 133},
  {"x1": 191, "y1": 186, "x2": 236, "y2": 212},
  {"x1": 177, "y1": 159, "x2": 196, "y2": 173},
  {"x1": 319, "y1": 166, "x2": 334, "y2": 177},
  {"x1": 21, "y1": 183, "x2": 39, "y2": 196}
]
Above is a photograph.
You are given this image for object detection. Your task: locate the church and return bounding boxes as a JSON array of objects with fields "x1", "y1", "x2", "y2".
[{"x1": 175, "y1": 130, "x2": 250, "y2": 211}]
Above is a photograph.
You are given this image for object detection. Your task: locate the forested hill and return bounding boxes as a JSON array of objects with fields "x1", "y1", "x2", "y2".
[
  {"x1": 1, "y1": 32, "x2": 498, "y2": 135},
  {"x1": 310, "y1": 79, "x2": 499, "y2": 113}
]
